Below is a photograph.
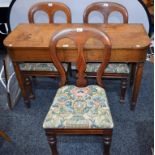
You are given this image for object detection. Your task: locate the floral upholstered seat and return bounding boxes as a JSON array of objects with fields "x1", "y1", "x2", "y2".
[
  {"x1": 43, "y1": 85, "x2": 114, "y2": 129},
  {"x1": 86, "y1": 63, "x2": 129, "y2": 74},
  {"x1": 19, "y1": 63, "x2": 68, "y2": 72}
]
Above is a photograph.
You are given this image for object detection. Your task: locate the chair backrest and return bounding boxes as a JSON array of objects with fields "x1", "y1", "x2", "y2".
[
  {"x1": 28, "y1": 2, "x2": 71, "y2": 23},
  {"x1": 83, "y1": 2, "x2": 128, "y2": 23},
  {"x1": 49, "y1": 26, "x2": 111, "y2": 88}
]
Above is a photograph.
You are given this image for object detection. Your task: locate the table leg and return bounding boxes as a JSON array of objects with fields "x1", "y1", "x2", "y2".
[
  {"x1": 130, "y1": 63, "x2": 136, "y2": 87},
  {"x1": 13, "y1": 62, "x2": 30, "y2": 108},
  {"x1": 131, "y1": 62, "x2": 144, "y2": 110}
]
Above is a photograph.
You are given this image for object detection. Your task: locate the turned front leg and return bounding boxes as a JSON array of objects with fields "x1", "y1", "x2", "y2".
[
  {"x1": 47, "y1": 134, "x2": 58, "y2": 155},
  {"x1": 103, "y1": 136, "x2": 112, "y2": 155}
]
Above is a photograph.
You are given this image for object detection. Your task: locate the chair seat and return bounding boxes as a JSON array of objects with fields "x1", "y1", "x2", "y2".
[
  {"x1": 86, "y1": 63, "x2": 130, "y2": 74},
  {"x1": 43, "y1": 85, "x2": 114, "y2": 129},
  {"x1": 19, "y1": 63, "x2": 68, "y2": 72}
]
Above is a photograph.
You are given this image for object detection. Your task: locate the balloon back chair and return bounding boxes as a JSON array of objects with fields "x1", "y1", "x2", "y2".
[
  {"x1": 83, "y1": 2, "x2": 130, "y2": 103},
  {"x1": 18, "y1": 2, "x2": 72, "y2": 107},
  {"x1": 43, "y1": 26, "x2": 114, "y2": 155}
]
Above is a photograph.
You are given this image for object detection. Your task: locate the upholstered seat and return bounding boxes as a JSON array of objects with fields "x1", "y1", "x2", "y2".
[
  {"x1": 20, "y1": 63, "x2": 68, "y2": 72},
  {"x1": 86, "y1": 63, "x2": 129, "y2": 74},
  {"x1": 43, "y1": 85, "x2": 113, "y2": 129}
]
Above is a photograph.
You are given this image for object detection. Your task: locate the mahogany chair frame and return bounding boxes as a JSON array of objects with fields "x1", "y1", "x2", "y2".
[
  {"x1": 44, "y1": 26, "x2": 113, "y2": 155},
  {"x1": 83, "y1": 2, "x2": 130, "y2": 103},
  {"x1": 83, "y1": 2, "x2": 128, "y2": 23},
  {"x1": 28, "y1": 2, "x2": 71, "y2": 23},
  {"x1": 20, "y1": 2, "x2": 72, "y2": 107}
]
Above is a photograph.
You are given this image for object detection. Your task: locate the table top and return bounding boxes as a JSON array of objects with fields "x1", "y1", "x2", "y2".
[{"x1": 4, "y1": 23, "x2": 150, "y2": 50}]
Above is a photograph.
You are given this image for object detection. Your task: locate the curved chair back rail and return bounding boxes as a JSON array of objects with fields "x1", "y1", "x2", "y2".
[
  {"x1": 28, "y1": 2, "x2": 71, "y2": 23},
  {"x1": 49, "y1": 26, "x2": 112, "y2": 87},
  {"x1": 83, "y1": 2, "x2": 128, "y2": 23}
]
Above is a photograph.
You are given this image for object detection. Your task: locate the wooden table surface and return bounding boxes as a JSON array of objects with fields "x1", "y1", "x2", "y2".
[
  {"x1": 4, "y1": 23, "x2": 149, "y2": 48},
  {"x1": 4, "y1": 23, "x2": 150, "y2": 109}
]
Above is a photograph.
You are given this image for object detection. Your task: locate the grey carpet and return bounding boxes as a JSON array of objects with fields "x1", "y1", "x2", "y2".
[{"x1": 0, "y1": 53, "x2": 154, "y2": 155}]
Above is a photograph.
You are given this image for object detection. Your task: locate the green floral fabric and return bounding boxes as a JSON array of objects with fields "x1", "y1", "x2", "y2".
[
  {"x1": 43, "y1": 85, "x2": 114, "y2": 129},
  {"x1": 86, "y1": 63, "x2": 129, "y2": 73},
  {"x1": 19, "y1": 63, "x2": 68, "y2": 71}
]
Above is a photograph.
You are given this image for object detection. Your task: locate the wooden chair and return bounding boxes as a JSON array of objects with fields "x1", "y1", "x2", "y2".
[
  {"x1": 43, "y1": 26, "x2": 114, "y2": 155},
  {"x1": 18, "y1": 2, "x2": 72, "y2": 107},
  {"x1": 83, "y1": 2, "x2": 130, "y2": 103}
]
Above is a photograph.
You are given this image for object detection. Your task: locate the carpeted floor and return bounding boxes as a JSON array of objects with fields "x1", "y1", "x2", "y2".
[{"x1": 0, "y1": 52, "x2": 154, "y2": 155}]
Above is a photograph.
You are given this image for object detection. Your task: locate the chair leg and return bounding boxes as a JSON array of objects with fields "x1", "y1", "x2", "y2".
[
  {"x1": 120, "y1": 79, "x2": 127, "y2": 103},
  {"x1": 47, "y1": 134, "x2": 58, "y2": 155},
  {"x1": 0, "y1": 131, "x2": 11, "y2": 142},
  {"x1": 103, "y1": 136, "x2": 112, "y2": 155},
  {"x1": 68, "y1": 62, "x2": 72, "y2": 77},
  {"x1": 22, "y1": 77, "x2": 34, "y2": 108},
  {"x1": 23, "y1": 99, "x2": 31, "y2": 108},
  {"x1": 25, "y1": 77, "x2": 35, "y2": 100}
]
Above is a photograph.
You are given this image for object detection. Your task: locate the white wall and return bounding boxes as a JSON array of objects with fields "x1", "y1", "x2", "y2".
[{"x1": 10, "y1": 0, "x2": 149, "y2": 33}]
